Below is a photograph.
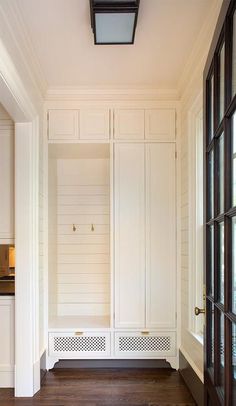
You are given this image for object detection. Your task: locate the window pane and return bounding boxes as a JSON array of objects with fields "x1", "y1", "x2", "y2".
[
  {"x1": 233, "y1": 217, "x2": 236, "y2": 314},
  {"x1": 233, "y1": 323, "x2": 236, "y2": 404},
  {"x1": 209, "y1": 75, "x2": 214, "y2": 141},
  {"x1": 219, "y1": 222, "x2": 224, "y2": 304},
  {"x1": 218, "y1": 134, "x2": 224, "y2": 213},
  {"x1": 219, "y1": 43, "x2": 225, "y2": 122},
  {"x1": 233, "y1": 11, "x2": 236, "y2": 97},
  {"x1": 219, "y1": 312, "x2": 224, "y2": 392},
  {"x1": 233, "y1": 113, "x2": 236, "y2": 207},
  {"x1": 209, "y1": 150, "x2": 214, "y2": 219}
]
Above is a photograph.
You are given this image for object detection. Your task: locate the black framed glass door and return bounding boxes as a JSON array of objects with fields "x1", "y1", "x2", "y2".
[{"x1": 204, "y1": 1, "x2": 236, "y2": 405}]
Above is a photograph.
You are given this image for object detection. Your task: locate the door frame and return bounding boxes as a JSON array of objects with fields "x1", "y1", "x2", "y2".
[{"x1": 0, "y1": 43, "x2": 41, "y2": 396}]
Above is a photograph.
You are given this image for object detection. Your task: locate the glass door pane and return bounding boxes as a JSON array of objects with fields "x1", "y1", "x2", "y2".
[
  {"x1": 219, "y1": 312, "x2": 225, "y2": 392},
  {"x1": 219, "y1": 43, "x2": 225, "y2": 123},
  {"x1": 218, "y1": 134, "x2": 224, "y2": 214},
  {"x1": 233, "y1": 217, "x2": 236, "y2": 314},
  {"x1": 219, "y1": 222, "x2": 225, "y2": 304},
  {"x1": 233, "y1": 113, "x2": 236, "y2": 207},
  {"x1": 209, "y1": 74, "x2": 214, "y2": 142},
  {"x1": 233, "y1": 11, "x2": 236, "y2": 97},
  {"x1": 208, "y1": 150, "x2": 214, "y2": 219},
  {"x1": 233, "y1": 323, "x2": 236, "y2": 404}
]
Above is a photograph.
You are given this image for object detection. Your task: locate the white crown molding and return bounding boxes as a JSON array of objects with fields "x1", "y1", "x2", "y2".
[
  {"x1": 45, "y1": 86, "x2": 180, "y2": 102},
  {"x1": 0, "y1": 0, "x2": 47, "y2": 101},
  {"x1": 177, "y1": 0, "x2": 223, "y2": 100}
]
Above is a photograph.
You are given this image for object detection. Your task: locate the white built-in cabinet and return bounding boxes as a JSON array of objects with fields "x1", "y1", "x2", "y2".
[
  {"x1": 47, "y1": 104, "x2": 178, "y2": 367},
  {"x1": 114, "y1": 143, "x2": 176, "y2": 330},
  {"x1": 114, "y1": 144, "x2": 145, "y2": 328},
  {"x1": 114, "y1": 109, "x2": 145, "y2": 139},
  {"x1": 48, "y1": 108, "x2": 110, "y2": 141},
  {"x1": 114, "y1": 108, "x2": 175, "y2": 141},
  {"x1": 0, "y1": 297, "x2": 15, "y2": 387},
  {"x1": 0, "y1": 106, "x2": 14, "y2": 243}
]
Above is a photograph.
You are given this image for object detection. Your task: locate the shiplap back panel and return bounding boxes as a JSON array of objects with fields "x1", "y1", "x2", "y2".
[{"x1": 57, "y1": 159, "x2": 110, "y2": 317}]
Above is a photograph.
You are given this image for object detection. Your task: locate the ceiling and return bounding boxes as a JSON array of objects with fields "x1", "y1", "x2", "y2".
[{"x1": 16, "y1": 0, "x2": 216, "y2": 89}]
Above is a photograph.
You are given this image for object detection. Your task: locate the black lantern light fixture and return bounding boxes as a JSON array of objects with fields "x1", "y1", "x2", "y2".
[{"x1": 90, "y1": 0, "x2": 140, "y2": 45}]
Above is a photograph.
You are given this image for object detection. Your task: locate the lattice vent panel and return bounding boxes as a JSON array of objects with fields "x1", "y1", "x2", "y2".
[
  {"x1": 118, "y1": 335, "x2": 171, "y2": 352},
  {"x1": 53, "y1": 336, "x2": 106, "y2": 353}
]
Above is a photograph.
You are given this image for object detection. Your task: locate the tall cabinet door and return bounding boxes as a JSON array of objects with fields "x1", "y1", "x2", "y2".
[
  {"x1": 146, "y1": 143, "x2": 176, "y2": 329},
  {"x1": 114, "y1": 143, "x2": 145, "y2": 328}
]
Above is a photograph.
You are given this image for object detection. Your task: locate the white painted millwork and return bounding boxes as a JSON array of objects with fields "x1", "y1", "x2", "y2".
[
  {"x1": 114, "y1": 143, "x2": 145, "y2": 328},
  {"x1": 46, "y1": 105, "x2": 178, "y2": 366},
  {"x1": 145, "y1": 109, "x2": 176, "y2": 141},
  {"x1": 80, "y1": 109, "x2": 110, "y2": 140},
  {"x1": 114, "y1": 109, "x2": 144, "y2": 140},
  {"x1": 146, "y1": 143, "x2": 176, "y2": 329},
  {"x1": 48, "y1": 110, "x2": 79, "y2": 140},
  {"x1": 114, "y1": 331, "x2": 176, "y2": 358},
  {"x1": 0, "y1": 105, "x2": 14, "y2": 243},
  {"x1": 15, "y1": 122, "x2": 40, "y2": 396},
  {"x1": 114, "y1": 143, "x2": 176, "y2": 330},
  {"x1": 49, "y1": 331, "x2": 111, "y2": 358},
  {"x1": 0, "y1": 297, "x2": 15, "y2": 388}
]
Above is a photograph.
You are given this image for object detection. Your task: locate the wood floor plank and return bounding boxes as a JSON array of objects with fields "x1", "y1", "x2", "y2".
[{"x1": 0, "y1": 368, "x2": 196, "y2": 406}]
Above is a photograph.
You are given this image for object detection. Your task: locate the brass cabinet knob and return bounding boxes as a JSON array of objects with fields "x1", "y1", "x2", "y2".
[{"x1": 195, "y1": 306, "x2": 205, "y2": 316}]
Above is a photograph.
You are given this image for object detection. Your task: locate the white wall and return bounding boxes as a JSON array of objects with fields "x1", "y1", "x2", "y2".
[{"x1": 179, "y1": 0, "x2": 223, "y2": 381}]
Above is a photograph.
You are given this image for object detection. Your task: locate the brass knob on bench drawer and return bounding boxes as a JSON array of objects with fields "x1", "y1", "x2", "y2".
[
  {"x1": 141, "y1": 331, "x2": 150, "y2": 335},
  {"x1": 194, "y1": 307, "x2": 205, "y2": 316},
  {"x1": 75, "y1": 331, "x2": 84, "y2": 336}
]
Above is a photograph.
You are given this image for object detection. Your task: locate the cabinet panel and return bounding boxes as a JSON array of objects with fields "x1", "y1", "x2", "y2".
[
  {"x1": 0, "y1": 298, "x2": 15, "y2": 387},
  {"x1": 49, "y1": 331, "x2": 111, "y2": 358},
  {"x1": 115, "y1": 331, "x2": 176, "y2": 358},
  {"x1": 0, "y1": 129, "x2": 14, "y2": 242},
  {"x1": 114, "y1": 144, "x2": 145, "y2": 328},
  {"x1": 114, "y1": 109, "x2": 144, "y2": 140},
  {"x1": 48, "y1": 110, "x2": 79, "y2": 140},
  {"x1": 80, "y1": 109, "x2": 110, "y2": 140},
  {"x1": 146, "y1": 144, "x2": 176, "y2": 329},
  {"x1": 145, "y1": 109, "x2": 176, "y2": 140}
]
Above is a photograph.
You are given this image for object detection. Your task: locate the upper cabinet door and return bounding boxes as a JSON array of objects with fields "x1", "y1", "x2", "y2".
[
  {"x1": 146, "y1": 143, "x2": 176, "y2": 329},
  {"x1": 145, "y1": 109, "x2": 176, "y2": 141},
  {"x1": 80, "y1": 109, "x2": 110, "y2": 140},
  {"x1": 48, "y1": 110, "x2": 79, "y2": 140},
  {"x1": 114, "y1": 143, "x2": 145, "y2": 328},
  {"x1": 0, "y1": 128, "x2": 14, "y2": 242},
  {"x1": 114, "y1": 109, "x2": 145, "y2": 140}
]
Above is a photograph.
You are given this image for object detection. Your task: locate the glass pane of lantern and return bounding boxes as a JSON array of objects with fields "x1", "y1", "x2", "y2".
[{"x1": 95, "y1": 12, "x2": 135, "y2": 44}]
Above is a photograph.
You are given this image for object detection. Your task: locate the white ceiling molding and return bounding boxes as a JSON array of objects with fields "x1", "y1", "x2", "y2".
[
  {"x1": 177, "y1": 0, "x2": 223, "y2": 100},
  {"x1": 45, "y1": 86, "x2": 180, "y2": 102},
  {"x1": 0, "y1": 38, "x2": 37, "y2": 121},
  {"x1": 0, "y1": 0, "x2": 47, "y2": 104}
]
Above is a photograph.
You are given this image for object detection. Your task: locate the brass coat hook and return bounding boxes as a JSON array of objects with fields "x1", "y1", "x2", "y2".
[
  {"x1": 91, "y1": 224, "x2": 94, "y2": 232},
  {"x1": 73, "y1": 224, "x2": 77, "y2": 232}
]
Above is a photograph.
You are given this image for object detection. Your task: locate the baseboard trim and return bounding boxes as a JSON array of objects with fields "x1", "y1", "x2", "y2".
[
  {"x1": 179, "y1": 350, "x2": 204, "y2": 406},
  {"x1": 54, "y1": 359, "x2": 171, "y2": 369},
  {"x1": 40, "y1": 350, "x2": 47, "y2": 384}
]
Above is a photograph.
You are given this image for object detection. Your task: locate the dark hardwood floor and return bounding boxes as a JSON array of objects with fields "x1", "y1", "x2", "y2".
[{"x1": 0, "y1": 368, "x2": 196, "y2": 406}]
